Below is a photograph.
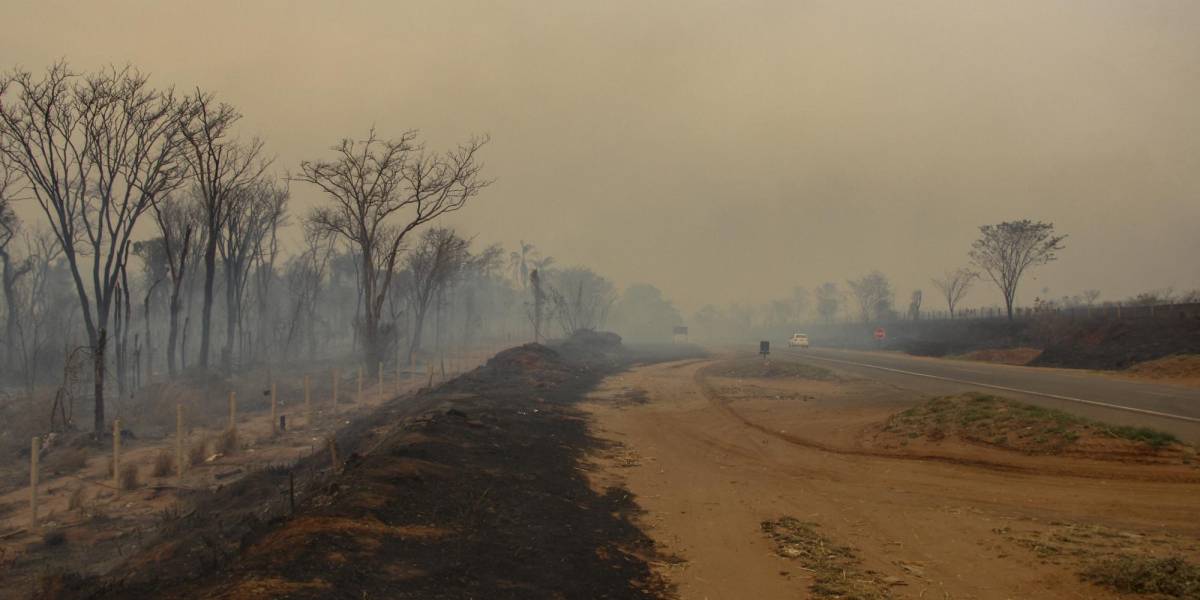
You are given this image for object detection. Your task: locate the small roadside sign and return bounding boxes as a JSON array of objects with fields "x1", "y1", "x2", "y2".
[
  {"x1": 759, "y1": 341, "x2": 770, "y2": 356},
  {"x1": 874, "y1": 327, "x2": 886, "y2": 341}
]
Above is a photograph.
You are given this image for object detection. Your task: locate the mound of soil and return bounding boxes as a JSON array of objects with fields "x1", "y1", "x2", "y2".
[
  {"x1": 1124, "y1": 354, "x2": 1200, "y2": 381},
  {"x1": 551, "y1": 329, "x2": 627, "y2": 367},
  {"x1": 46, "y1": 338, "x2": 671, "y2": 600},
  {"x1": 957, "y1": 347, "x2": 1042, "y2": 365},
  {"x1": 874, "y1": 393, "x2": 1196, "y2": 463},
  {"x1": 713, "y1": 358, "x2": 836, "y2": 381}
]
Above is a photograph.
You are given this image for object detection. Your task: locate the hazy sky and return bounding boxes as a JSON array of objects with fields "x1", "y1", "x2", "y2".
[{"x1": 4, "y1": 0, "x2": 1199, "y2": 313}]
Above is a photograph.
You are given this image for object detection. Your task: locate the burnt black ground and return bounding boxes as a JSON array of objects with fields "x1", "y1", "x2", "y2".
[{"x1": 33, "y1": 334, "x2": 704, "y2": 600}]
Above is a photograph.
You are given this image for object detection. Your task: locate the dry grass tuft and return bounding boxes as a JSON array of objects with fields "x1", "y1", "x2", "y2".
[
  {"x1": 151, "y1": 451, "x2": 174, "y2": 477},
  {"x1": 217, "y1": 428, "x2": 239, "y2": 456},
  {"x1": 189, "y1": 437, "x2": 208, "y2": 466},
  {"x1": 47, "y1": 447, "x2": 90, "y2": 473},
  {"x1": 67, "y1": 486, "x2": 86, "y2": 511},
  {"x1": 119, "y1": 464, "x2": 139, "y2": 491},
  {"x1": 761, "y1": 517, "x2": 892, "y2": 598}
]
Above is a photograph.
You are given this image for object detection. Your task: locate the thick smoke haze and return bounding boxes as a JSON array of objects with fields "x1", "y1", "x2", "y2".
[{"x1": 4, "y1": 0, "x2": 1198, "y2": 312}]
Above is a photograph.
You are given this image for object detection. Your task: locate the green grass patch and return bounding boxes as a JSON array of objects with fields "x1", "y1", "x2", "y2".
[
  {"x1": 884, "y1": 392, "x2": 1185, "y2": 455},
  {"x1": 1080, "y1": 555, "x2": 1200, "y2": 598},
  {"x1": 1101, "y1": 425, "x2": 1179, "y2": 449},
  {"x1": 715, "y1": 358, "x2": 836, "y2": 381}
]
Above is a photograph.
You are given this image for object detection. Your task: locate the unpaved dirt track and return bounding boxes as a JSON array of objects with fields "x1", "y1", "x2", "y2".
[{"x1": 584, "y1": 358, "x2": 1200, "y2": 600}]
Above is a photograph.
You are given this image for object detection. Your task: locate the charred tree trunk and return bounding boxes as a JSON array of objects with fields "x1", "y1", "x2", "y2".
[
  {"x1": 166, "y1": 281, "x2": 182, "y2": 375},
  {"x1": 93, "y1": 328, "x2": 106, "y2": 435},
  {"x1": 200, "y1": 234, "x2": 217, "y2": 369},
  {"x1": 222, "y1": 262, "x2": 237, "y2": 373}
]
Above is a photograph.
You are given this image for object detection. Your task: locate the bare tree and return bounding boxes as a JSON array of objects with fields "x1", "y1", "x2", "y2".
[
  {"x1": 969, "y1": 220, "x2": 1066, "y2": 321},
  {"x1": 0, "y1": 162, "x2": 30, "y2": 369},
  {"x1": 546, "y1": 267, "x2": 617, "y2": 335},
  {"x1": 404, "y1": 228, "x2": 471, "y2": 363},
  {"x1": 297, "y1": 129, "x2": 489, "y2": 374},
  {"x1": 179, "y1": 91, "x2": 270, "y2": 370},
  {"x1": 908, "y1": 289, "x2": 923, "y2": 321},
  {"x1": 931, "y1": 268, "x2": 977, "y2": 318},
  {"x1": 150, "y1": 194, "x2": 197, "y2": 375},
  {"x1": 282, "y1": 223, "x2": 335, "y2": 361},
  {"x1": 10, "y1": 228, "x2": 65, "y2": 394},
  {"x1": 0, "y1": 63, "x2": 191, "y2": 432},
  {"x1": 815, "y1": 282, "x2": 842, "y2": 324},
  {"x1": 218, "y1": 178, "x2": 287, "y2": 372},
  {"x1": 1081, "y1": 289, "x2": 1101, "y2": 307},
  {"x1": 847, "y1": 271, "x2": 894, "y2": 323}
]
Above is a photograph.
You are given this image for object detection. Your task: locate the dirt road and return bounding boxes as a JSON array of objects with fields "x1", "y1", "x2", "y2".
[{"x1": 583, "y1": 357, "x2": 1200, "y2": 599}]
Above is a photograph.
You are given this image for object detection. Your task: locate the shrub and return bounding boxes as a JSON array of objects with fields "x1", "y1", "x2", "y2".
[{"x1": 1081, "y1": 555, "x2": 1200, "y2": 596}]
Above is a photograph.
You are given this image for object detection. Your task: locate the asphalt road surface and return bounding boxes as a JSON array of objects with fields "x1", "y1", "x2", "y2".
[{"x1": 778, "y1": 346, "x2": 1200, "y2": 444}]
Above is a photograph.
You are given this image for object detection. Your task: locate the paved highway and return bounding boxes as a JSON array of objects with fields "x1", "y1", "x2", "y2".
[{"x1": 778, "y1": 346, "x2": 1200, "y2": 444}]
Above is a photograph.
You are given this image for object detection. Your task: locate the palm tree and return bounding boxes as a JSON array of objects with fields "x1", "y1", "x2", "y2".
[{"x1": 508, "y1": 240, "x2": 535, "y2": 288}]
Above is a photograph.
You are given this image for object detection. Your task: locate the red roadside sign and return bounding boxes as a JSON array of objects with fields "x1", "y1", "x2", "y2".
[{"x1": 874, "y1": 327, "x2": 886, "y2": 341}]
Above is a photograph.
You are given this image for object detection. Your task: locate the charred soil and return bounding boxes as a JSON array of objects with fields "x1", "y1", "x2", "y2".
[{"x1": 36, "y1": 334, "x2": 677, "y2": 600}]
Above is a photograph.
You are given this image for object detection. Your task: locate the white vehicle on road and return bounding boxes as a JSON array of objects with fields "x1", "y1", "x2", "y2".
[{"x1": 788, "y1": 333, "x2": 810, "y2": 348}]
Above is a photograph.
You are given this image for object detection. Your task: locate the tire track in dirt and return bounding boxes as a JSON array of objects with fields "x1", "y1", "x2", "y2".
[{"x1": 693, "y1": 363, "x2": 1200, "y2": 483}]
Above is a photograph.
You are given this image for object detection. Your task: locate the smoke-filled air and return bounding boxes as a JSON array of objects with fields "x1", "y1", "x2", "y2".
[{"x1": 1, "y1": 2, "x2": 1199, "y2": 599}]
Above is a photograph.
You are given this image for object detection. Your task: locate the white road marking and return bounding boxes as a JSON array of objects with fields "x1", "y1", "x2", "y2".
[{"x1": 789, "y1": 351, "x2": 1200, "y2": 424}]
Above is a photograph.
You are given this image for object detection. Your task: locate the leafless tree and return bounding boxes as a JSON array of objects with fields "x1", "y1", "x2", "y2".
[
  {"x1": 1081, "y1": 289, "x2": 1101, "y2": 307},
  {"x1": 150, "y1": 194, "x2": 198, "y2": 375},
  {"x1": 250, "y1": 184, "x2": 287, "y2": 362},
  {"x1": 969, "y1": 220, "x2": 1066, "y2": 321},
  {"x1": 0, "y1": 63, "x2": 191, "y2": 432},
  {"x1": 546, "y1": 267, "x2": 617, "y2": 335},
  {"x1": 283, "y1": 223, "x2": 335, "y2": 361},
  {"x1": 908, "y1": 289, "x2": 923, "y2": 321},
  {"x1": 847, "y1": 271, "x2": 894, "y2": 323},
  {"x1": 931, "y1": 268, "x2": 977, "y2": 319},
  {"x1": 815, "y1": 282, "x2": 842, "y2": 324},
  {"x1": 404, "y1": 228, "x2": 472, "y2": 363},
  {"x1": 179, "y1": 91, "x2": 271, "y2": 370},
  {"x1": 218, "y1": 178, "x2": 287, "y2": 371},
  {"x1": 297, "y1": 129, "x2": 489, "y2": 374},
  {"x1": 0, "y1": 164, "x2": 29, "y2": 368},
  {"x1": 10, "y1": 228, "x2": 65, "y2": 394}
]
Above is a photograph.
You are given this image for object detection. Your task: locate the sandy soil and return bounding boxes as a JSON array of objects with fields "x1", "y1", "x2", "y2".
[
  {"x1": 583, "y1": 357, "x2": 1200, "y2": 599},
  {"x1": 1110, "y1": 354, "x2": 1200, "y2": 388}
]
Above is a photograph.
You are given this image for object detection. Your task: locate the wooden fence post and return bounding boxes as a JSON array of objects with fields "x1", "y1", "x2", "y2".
[
  {"x1": 113, "y1": 419, "x2": 121, "y2": 492},
  {"x1": 30, "y1": 436, "x2": 39, "y2": 529},
  {"x1": 228, "y1": 391, "x2": 237, "y2": 431},
  {"x1": 332, "y1": 368, "x2": 339, "y2": 414},
  {"x1": 304, "y1": 375, "x2": 312, "y2": 429},
  {"x1": 176, "y1": 403, "x2": 185, "y2": 482},
  {"x1": 270, "y1": 382, "x2": 278, "y2": 435}
]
